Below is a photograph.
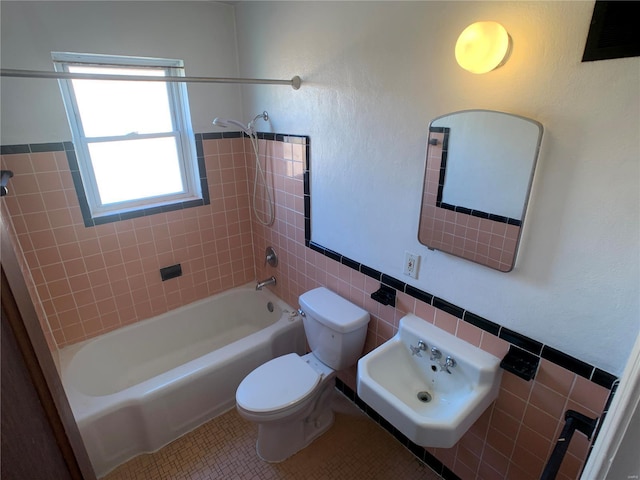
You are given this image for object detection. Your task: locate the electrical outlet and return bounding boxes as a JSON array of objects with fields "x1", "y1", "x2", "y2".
[{"x1": 403, "y1": 251, "x2": 420, "y2": 279}]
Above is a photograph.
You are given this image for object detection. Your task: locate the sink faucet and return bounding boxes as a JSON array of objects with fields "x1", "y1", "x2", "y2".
[
  {"x1": 430, "y1": 347, "x2": 442, "y2": 361},
  {"x1": 256, "y1": 276, "x2": 277, "y2": 290},
  {"x1": 440, "y1": 356, "x2": 457, "y2": 374}
]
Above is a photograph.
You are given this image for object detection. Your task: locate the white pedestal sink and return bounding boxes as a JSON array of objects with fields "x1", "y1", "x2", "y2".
[{"x1": 357, "y1": 314, "x2": 502, "y2": 448}]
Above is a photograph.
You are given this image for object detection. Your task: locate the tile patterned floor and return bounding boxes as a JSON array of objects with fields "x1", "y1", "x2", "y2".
[{"x1": 103, "y1": 393, "x2": 442, "y2": 480}]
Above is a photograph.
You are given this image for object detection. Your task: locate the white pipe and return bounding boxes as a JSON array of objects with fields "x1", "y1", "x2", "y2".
[{"x1": 0, "y1": 68, "x2": 302, "y2": 90}]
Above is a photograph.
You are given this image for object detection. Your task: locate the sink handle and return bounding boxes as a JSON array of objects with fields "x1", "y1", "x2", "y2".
[
  {"x1": 409, "y1": 340, "x2": 427, "y2": 357},
  {"x1": 440, "y1": 356, "x2": 457, "y2": 374}
]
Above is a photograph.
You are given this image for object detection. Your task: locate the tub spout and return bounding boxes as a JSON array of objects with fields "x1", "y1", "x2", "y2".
[{"x1": 256, "y1": 276, "x2": 277, "y2": 290}]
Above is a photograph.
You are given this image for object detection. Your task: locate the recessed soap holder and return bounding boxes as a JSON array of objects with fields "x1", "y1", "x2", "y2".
[
  {"x1": 500, "y1": 345, "x2": 540, "y2": 381},
  {"x1": 371, "y1": 284, "x2": 396, "y2": 307}
]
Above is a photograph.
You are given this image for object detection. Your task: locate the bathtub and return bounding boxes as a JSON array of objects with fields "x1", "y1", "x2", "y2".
[{"x1": 58, "y1": 283, "x2": 306, "y2": 477}]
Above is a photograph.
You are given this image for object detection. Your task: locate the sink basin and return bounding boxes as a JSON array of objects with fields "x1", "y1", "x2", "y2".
[{"x1": 357, "y1": 314, "x2": 502, "y2": 448}]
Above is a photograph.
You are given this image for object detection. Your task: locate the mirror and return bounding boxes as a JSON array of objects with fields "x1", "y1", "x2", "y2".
[{"x1": 418, "y1": 110, "x2": 543, "y2": 272}]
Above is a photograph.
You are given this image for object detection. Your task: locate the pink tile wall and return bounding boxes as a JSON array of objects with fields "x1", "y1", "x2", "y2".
[
  {"x1": 252, "y1": 138, "x2": 610, "y2": 480},
  {"x1": 1, "y1": 137, "x2": 255, "y2": 347},
  {"x1": 2, "y1": 135, "x2": 611, "y2": 479}
]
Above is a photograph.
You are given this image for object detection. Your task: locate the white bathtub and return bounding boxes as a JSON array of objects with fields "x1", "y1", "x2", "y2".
[{"x1": 58, "y1": 284, "x2": 306, "y2": 478}]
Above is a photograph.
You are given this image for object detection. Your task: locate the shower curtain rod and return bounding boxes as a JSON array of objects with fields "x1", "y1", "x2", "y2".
[{"x1": 0, "y1": 68, "x2": 302, "y2": 90}]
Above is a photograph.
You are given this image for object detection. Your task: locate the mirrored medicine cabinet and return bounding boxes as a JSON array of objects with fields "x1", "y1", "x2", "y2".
[{"x1": 418, "y1": 110, "x2": 543, "y2": 272}]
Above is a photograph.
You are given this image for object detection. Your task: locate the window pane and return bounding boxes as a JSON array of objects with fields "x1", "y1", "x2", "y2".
[
  {"x1": 88, "y1": 137, "x2": 185, "y2": 205},
  {"x1": 69, "y1": 66, "x2": 174, "y2": 137}
]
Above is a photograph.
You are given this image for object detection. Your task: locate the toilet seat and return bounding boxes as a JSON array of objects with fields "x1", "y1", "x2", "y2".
[{"x1": 236, "y1": 353, "x2": 321, "y2": 414}]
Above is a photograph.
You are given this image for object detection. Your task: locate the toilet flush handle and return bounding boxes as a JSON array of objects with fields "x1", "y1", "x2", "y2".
[{"x1": 297, "y1": 309, "x2": 306, "y2": 317}]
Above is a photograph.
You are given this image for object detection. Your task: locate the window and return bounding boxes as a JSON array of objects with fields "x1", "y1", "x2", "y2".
[{"x1": 52, "y1": 52, "x2": 204, "y2": 223}]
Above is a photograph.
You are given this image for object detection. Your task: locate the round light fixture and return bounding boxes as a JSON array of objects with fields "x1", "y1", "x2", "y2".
[{"x1": 455, "y1": 21, "x2": 512, "y2": 74}]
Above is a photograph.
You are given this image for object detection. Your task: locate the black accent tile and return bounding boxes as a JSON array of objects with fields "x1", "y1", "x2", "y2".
[
  {"x1": 423, "y1": 450, "x2": 444, "y2": 475},
  {"x1": 308, "y1": 241, "x2": 325, "y2": 255},
  {"x1": 442, "y1": 466, "x2": 462, "y2": 480},
  {"x1": 364, "y1": 405, "x2": 380, "y2": 423},
  {"x1": 30, "y1": 142, "x2": 65, "y2": 152},
  {"x1": 500, "y1": 328, "x2": 543, "y2": 355},
  {"x1": 202, "y1": 132, "x2": 224, "y2": 140},
  {"x1": 200, "y1": 179, "x2": 210, "y2": 204},
  {"x1": 1, "y1": 144, "x2": 30, "y2": 155},
  {"x1": 354, "y1": 394, "x2": 368, "y2": 413},
  {"x1": 66, "y1": 150, "x2": 79, "y2": 171},
  {"x1": 195, "y1": 139, "x2": 204, "y2": 158},
  {"x1": 221, "y1": 131, "x2": 244, "y2": 139},
  {"x1": 360, "y1": 264, "x2": 381, "y2": 281},
  {"x1": 261, "y1": 132, "x2": 277, "y2": 141},
  {"x1": 378, "y1": 416, "x2": 397, "y2": 437},
  {"x1": 303, "y1": 195, "x2": 310, "y2": 218},
  {"x1": 304, "y1": 218, "x2": 311, "y2": 241},
  {"x1": 119, "y1": 210, "x2": 144, "y2": 221},
  {"x1": 489, "y1": 213, "x2": 508, "y2": 224},
  {"x1": 303, "y1": 145, "x2": 310, "y2": 171},
  {"x1": 381, "y1": 274, "x2": 405, "y2": 292},
  {"x1": 93, "y1": 215, "x2": 116, "y2": 226},
  {"x1": 143, "y1": 206, "x2": 165, "y2": 217},
  {"x1": 70, "y1": 170, "x2": 85, "y2": 194},
  {"x1": 405, "y1": 284, "x2": 433, "y2": 305},
  {"x1": 541, "y1": 345, "x2": 594, "y2": 379},
  {"x1": 391, "y1": 428, "x2": 409, "y2": 448},
  {"x1": 324, "y1": 248, "x2": 341, "y2": 262},
  {"x1": 508, "y1": 217, "x2": 522, "y2": 226},
  {"x1": 407, "y1": 441, "x2": 426, "y2": 461},
  {"x1": 500, "y1": 345, "x2": 540, "y2": 381},
  {"x1": 463, "y1": 311, "x2": 500, "y2": 336},
  {"x1": 433, "y1": 297, "x2": 464, "y2": 319},
  {"x1": 182, "y1": 199, "x2": 205, "y2": 209},
  {"x1": 341, "y1": 256, "x2": 360, "y2": 271},
  {"x1": 456, "y1": 206, "x2": 472, "y2": 216},
  {"x1": 160, "y1": 203, "x2": 184, "y2": 213},
  {"x1": 591, "y1": 369, "x2": 617, "y2": 390},
  {"x1": 303, "y1": 171, "x2": 310, "y2": 195}
]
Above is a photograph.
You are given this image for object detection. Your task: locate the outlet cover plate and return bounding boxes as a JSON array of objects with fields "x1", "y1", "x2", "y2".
[{"x1": 403, "y1": 252, "x2": 420, "y2": 279}]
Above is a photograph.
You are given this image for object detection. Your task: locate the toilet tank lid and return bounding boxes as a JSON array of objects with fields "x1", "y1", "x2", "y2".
[{"x1": 299, "y1": 287, "x2": 370, "y2": 333}]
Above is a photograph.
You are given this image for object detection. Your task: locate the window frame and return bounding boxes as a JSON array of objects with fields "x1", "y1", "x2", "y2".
[{"x1": 52, "y1": 52, "x2": 202, "y2": 220}]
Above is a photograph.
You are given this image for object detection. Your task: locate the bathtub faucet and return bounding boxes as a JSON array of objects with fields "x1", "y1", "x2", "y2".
[{"x1": 256, "y1": 276, "x2": 277, "y2": 290}]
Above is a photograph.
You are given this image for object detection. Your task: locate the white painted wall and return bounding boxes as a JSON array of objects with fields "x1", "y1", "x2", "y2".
[
  {"x1": 234, "y1": 1, "x2": 640, "y2": 375},
  {"x1": 0, "y1": 1, "x2": 242, "y2": 144}
]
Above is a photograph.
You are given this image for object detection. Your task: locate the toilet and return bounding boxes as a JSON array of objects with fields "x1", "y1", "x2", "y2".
[{"x1": 235, "y1": 287, "x2": 370, "y2": 462}]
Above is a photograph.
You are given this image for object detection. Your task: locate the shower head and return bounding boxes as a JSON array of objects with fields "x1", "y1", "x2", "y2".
[
  {"x1": 212, "y1": 117, "x2": 251, "y2": 135},
  {"x1": 212, "y1": 111, "x2": 269, "y2": 136}
]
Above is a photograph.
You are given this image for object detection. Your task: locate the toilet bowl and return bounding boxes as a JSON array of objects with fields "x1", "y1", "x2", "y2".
[
  {"x1": 236, "y1": 352, "x2": 336, "y2": 462},
  {"x1": 235, "y1": 287, "x2": 370, "y2": 462}
]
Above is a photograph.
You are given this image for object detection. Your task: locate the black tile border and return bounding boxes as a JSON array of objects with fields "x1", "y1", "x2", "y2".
[
  {"x1": 3, "y1": 136, "x2": 618, "y2": 391},
  {"x1": 335, "y1": 378, "x2": 461, "y2": 480},
  {"x1": 310, "y1": 233, "x2": 617, "y2": 389},
  {"x1": 300, "y1": 134, "x2": 617, "y2": 390}
]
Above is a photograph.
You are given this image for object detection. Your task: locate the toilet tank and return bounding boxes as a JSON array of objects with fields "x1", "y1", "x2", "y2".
[{"x1": 298, "y1": 287, "x2": 370, "y2": 370}]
